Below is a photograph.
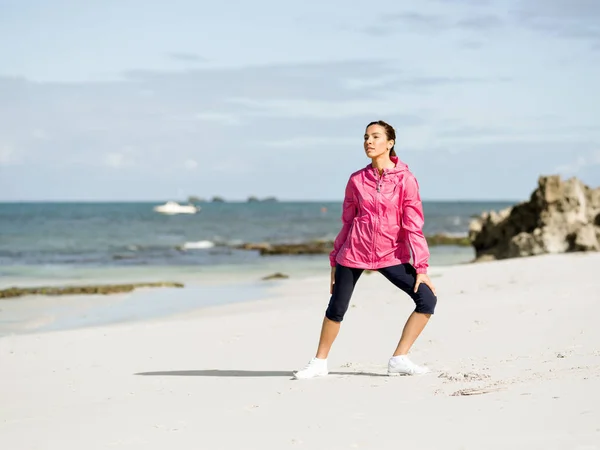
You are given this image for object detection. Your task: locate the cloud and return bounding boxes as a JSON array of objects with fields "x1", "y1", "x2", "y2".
[
  {"x1": 427, "y1": 0, "x2": 493, "y2": 5},
  {"x1": 363, "y1": 10, "x2": 504, "y2": 35},
  {"x1": 262, "y1": 136, "x2": 356, "y2": 149},
  {"x1": 514, "y1": 0, "x2": 600, "y2": 48},
  {"x1": 0, "y1": 144, "x2": 16, "y2": 165},
  {"x1": 0, "y1": 61, "x2": 431, "y2": 174},
  {"x1": 193, "y1": 112, "x2": 241, "y2": 125},
  {"x1": 1, "y1": 49, "x2": 597, "y2": 201},
  {"x1": 105, "y1": 152, "x2": 130, "y2": 168},
  {"x1": 456, "y1": 14, "x2": 503, "y2": 30},
  {"x1": 226, "y1": 97, "x2": 428, "y2": 120},
  {"x1": 342, "y1": 75, "x2": 400, "y2": 90},
  {"x1": 166, "y1": 52, "x2": 208, "y2": 63},
  {"x1": 554, "y1": 149, "x2": 600, "y2": 175},
  {"x1": 184, "y1": 159, "x2": 198, "y2": 170}
]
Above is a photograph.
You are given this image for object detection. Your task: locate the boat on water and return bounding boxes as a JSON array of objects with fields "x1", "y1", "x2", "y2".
[{"x1": 153, "y1": 201, "x2": 199, "y2": 215}]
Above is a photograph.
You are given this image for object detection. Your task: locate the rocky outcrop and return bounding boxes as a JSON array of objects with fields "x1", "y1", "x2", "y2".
[
  {"x1": 237, "y1": 241, "x2": 332, "y2": 255},
  {"x1": 469, "y1": 175, "x2": 600, "y2": 261},
  {"x1": 237, "y1": 234, "x2": 470, "y2": 256},
  {"x1": 0, "y1": 282, "x2": 184, "y2": 299}
]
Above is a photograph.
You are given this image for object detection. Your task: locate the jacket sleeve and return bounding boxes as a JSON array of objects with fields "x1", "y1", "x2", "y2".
[
  {"x1": 401, "y1": 174, "x2": 430, "y2": 274},
  {"x1": 329, "y1": 178, "x2": 357, "y2": 267}
]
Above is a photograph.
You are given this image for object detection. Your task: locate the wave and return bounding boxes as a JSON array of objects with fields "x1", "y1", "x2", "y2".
[{"x1": 181, "y1": 240, "x2": 215, "y2": 250}]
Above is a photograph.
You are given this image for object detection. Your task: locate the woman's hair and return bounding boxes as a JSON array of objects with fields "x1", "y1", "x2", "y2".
[{"x1": 366, "y1": 120, "x2": 396, "y2": 157}]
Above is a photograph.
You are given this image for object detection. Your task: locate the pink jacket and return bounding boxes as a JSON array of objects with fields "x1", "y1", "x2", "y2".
[{"x1": 329, "y1": 156, "x2": 430, "y2": 274}]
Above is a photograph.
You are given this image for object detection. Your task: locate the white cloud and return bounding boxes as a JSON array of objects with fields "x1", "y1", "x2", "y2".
[
  {"x1": 342, "y1": 75, "x2": 400, "y2": 90},
  {"x1": 32, "y1": 129, "x2": 50, "y2": 140},
  {"x1": 0, "y1": 144, "x2": 16, "y2": 165},
  {"x1": 263, "y1": 136, "x2": 356, "y2": 148},
  {"x1": 554, "y1": 149, "x2": 600, "y2": 174},
  {"x1": 193, "y1": 112, "x2": 241, "y2": 125},
  {"x1": 184, "y1": 159, "x2": 198, "y2": 170},
  {"x1": 228, "y1": 97, "x2": 411, "y2": 119},
  {"x1": 105, "y1": 153, "x2": 128, "y2": 168},
  {"x1": 1, "y1": 0, "x2": 599, "y2": 200}
]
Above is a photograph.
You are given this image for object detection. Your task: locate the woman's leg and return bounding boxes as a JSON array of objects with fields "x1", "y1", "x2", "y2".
[
  {"x1": 294, "y1": 264, "x2": 363, "y2": 379},
  {"x1": 391, "y1": 311, "x2": 431, "y2": 356},
  {"x1": 315, "y1": 264, "x2": 364, "y2": 358},
  {"x1": 378, "y1": 263, "x2": 437, "y2": 374}
]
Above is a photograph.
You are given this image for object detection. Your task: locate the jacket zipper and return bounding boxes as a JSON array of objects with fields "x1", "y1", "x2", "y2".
[{"x1": 372, "y1": 169, "x2": 384, "y2": 266}]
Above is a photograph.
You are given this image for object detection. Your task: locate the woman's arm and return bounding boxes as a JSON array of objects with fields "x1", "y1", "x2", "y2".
[
  {"x1": 329, "y1": 178, "x2": 357, "y2": 267},
  {"x1": 401, "y1": 174, "x2": 430, "y2": 274}
]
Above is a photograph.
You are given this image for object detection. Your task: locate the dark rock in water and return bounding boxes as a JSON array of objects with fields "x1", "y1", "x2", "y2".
[
  {"x1": 262, "y1": 272, "x2": 289, "y2": 280},
  {"x1": 247, "y1": 196, "x2": 277, "y2": 203},
  {"x1": 188, "y1": 196, "x2": 204, "y2": 204},
  {"x1": 211, "y1": 196, "x2": 225, "y2": 203},
  {"x1": 237, "y1": 242, "x2": 273, "y2": 252},
  {"x1": 426, "y1": 234, "x2": 471, "y2": 247},
  {"x1": 0, "y1": 282, "x2": 184, "y2": 299},
  {"x1": 236, "y1": 233, "x2": 469, "y2": 256},
  {"x1": 240, "y1": 241, "x2": 332, "y2": 255},
  {"x1": 260, "y1": 242, "x2": 332, "y2": 255},
  {"x1": 469, "y1": 175, "x2": 600, "y2": 261}
]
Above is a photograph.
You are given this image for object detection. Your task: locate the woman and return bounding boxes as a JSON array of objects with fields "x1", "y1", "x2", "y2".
[{"x1": 294, "y1": 120, "x2": 438, "y2": 379}]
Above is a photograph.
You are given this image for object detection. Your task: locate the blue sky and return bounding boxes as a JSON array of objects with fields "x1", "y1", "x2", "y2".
[{"x1": 0, "y1": 0, "x2": 599, "y2": 201}]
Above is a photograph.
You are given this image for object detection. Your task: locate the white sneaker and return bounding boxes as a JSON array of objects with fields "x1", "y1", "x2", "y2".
[
  {"x1": 387, "y1": 355, "x2": 430, "y2": 376},
  {"x1": 293, "y1": 357, "x2": 328, "y2": 379}
]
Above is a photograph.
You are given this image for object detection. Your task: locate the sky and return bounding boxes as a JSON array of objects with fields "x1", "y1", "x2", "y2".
[{"x1": 0, "y1": 0, "x2": 599, "y2": 202}]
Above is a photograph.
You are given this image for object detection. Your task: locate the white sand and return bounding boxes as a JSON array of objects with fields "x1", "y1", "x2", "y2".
[{"x1": 1, "y1": 252, "x2": 599, "y2": 449}]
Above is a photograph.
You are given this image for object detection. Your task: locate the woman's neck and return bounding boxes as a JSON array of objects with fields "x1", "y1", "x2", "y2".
[{"x1": 371, "y1": 155, "x2": 395, "y2": 173}]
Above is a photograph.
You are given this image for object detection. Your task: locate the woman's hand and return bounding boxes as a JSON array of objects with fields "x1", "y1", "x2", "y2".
[
  {"x1": 414, "y1": 273, "x2": 437, "y2": 296},
  {"x1": 330, "y1": 267, "x2": 336, "y2": 294}
]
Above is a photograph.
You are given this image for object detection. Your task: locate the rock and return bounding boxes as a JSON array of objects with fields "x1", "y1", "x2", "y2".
[
  {"x1": 237, "y1": 242, "x2": 273, "y2": 252},
  {"x1": 236, "y1": 233, "x2": 470, "y2": 257},
  {"x1": 188, "y1": 196, "x2": 202, "y2": 204},
  {"x1": 425, "y1": 234, "x2": 471, "y2": 246},
  {"x1": 262, "y1": 272, "x2": 289, "y2": 280},
  {"x1": 258, "y1": 241, "x2": 332, "y2": 255},
  {"x1": 247, "y1": 196, "x2": 277, "y2": 203},
  {"x1": 469, "y1": 175, "x2": 600, "y2": 261},
  {"x1": 0, "y1": 282, "x2": 184, "y2": 299}
]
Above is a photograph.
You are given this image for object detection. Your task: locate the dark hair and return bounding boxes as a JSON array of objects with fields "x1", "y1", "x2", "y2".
[{"x1": 366, "y1": 120, "x2": 396, "y2": 157}]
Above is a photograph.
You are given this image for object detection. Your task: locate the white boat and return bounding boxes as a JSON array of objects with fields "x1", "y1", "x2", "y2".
[{"x1": 153, "y1": 201, "x2": 199, "y2": 215}]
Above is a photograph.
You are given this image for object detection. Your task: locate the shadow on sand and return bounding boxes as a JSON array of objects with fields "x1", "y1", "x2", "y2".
[{"x1": 134, "y1": 369, "x2": 388, "y2": 378}]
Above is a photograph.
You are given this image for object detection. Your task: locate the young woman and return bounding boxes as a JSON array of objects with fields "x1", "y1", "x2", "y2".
[{"x1": 294, "y1": 120, "x2": 438, "y2": 379}]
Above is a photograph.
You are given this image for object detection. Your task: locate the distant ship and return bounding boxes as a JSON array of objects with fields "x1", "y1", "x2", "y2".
[{"x1": 153, "y1": 201, "x2": 199, "y2": 215}]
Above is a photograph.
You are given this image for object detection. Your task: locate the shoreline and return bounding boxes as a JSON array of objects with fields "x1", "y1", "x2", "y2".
[
  {"x1": 0, "y1": 277, "x2": 277, "y2": 337},
  {"x1": 0, "y1": 248, "x2": 475, "y2": 336}
]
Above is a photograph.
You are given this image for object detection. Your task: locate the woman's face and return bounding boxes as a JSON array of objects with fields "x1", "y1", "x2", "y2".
[{"x1": 364, "y1": 124, "x2": 393, "y2": 159}]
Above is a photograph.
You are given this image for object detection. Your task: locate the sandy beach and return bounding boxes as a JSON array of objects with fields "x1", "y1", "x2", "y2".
[{"x1": 1, "y1": 252, "x2": 599, "y2": 450}]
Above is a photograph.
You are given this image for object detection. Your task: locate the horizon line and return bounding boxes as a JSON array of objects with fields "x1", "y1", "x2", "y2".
[{"x1": 0, "y1": 198, "x2": 524, "y2": 203}]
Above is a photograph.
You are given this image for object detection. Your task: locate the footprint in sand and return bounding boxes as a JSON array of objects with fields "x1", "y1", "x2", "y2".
[
  {"x1": 451, "y1": 386, "x2": 504, "y2": 396},
  {"x1": 438, "y1": 372, "x2": 490, "y2": 382}
]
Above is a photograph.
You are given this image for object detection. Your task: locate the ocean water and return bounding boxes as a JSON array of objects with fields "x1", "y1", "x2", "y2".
[
  {"x1": 0, "y1": 200, "x2": 516, "y2": 334},
  {"x1": 0, "y1": 200, "x2": 513, "y2": 283}
]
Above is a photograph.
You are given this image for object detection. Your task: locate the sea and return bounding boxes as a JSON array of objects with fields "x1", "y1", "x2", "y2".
[
  {"x1": 0, "y1": 200, "x2": 514, "y2": 283},
  {"x1": 0, "y1": 200, "x2": 514, "y2": 334}
]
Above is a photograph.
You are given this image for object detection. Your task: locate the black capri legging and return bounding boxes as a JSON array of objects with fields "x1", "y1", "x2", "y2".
[{"x1": 325, "y1": 263, "x2": 437, "y2": 322}]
